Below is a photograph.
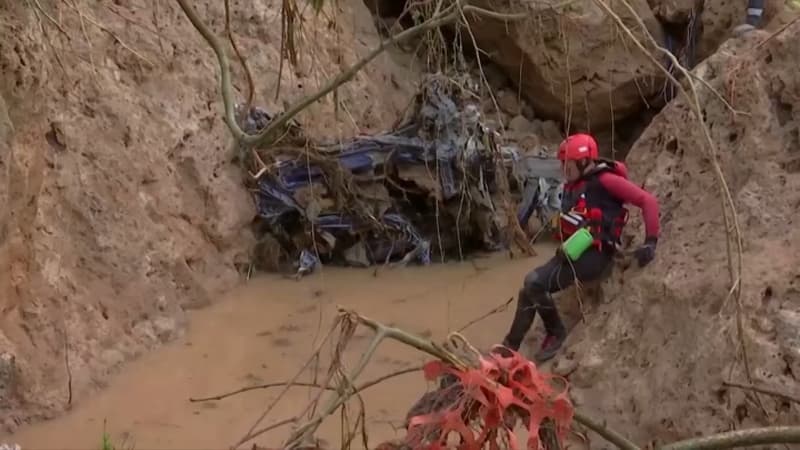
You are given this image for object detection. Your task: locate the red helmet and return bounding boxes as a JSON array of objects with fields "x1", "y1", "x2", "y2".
[{"x1": 558, "y1": 133, "x2": 599, "y2": 161}]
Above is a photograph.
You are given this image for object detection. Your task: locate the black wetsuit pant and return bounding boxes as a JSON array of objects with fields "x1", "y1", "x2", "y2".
[
  {"x1": 746, "y1": 0, "x2": 764, "y2": 26},
  {"x1": 502, "y1": 247, "x2": 614, "y2": 350}
]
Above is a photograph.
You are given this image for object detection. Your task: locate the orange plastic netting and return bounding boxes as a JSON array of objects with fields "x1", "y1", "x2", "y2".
[{"x1": 403, "y1": 346, "x2": 574, "y2": 450}]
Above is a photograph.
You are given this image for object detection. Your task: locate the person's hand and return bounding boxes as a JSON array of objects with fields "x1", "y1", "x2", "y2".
[{"x1": 633, "y1": 237, "x2": 657, "y2": 267}]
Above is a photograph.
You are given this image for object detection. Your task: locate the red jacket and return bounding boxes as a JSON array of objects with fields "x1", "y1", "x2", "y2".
[{"x1": 560, "y1": 161, "x2": 660, "y2": 244}]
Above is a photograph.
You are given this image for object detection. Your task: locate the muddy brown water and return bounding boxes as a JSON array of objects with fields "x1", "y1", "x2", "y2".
[{"x1": 12, "y1": 248, "x2": 555, "y2": 449}]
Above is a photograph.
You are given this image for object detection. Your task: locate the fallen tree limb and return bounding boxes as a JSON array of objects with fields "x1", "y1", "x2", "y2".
[
  {"x1": 175, "y1": 0, "x2": 526, "y2": 148},
  {"x1": 659, "y1": 426, "x2": 800, "y2": 450}
]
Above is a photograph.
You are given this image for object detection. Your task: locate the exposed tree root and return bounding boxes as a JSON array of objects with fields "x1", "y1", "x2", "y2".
[{"x1": 175, "y1": 0, "x2": 526, "y2": 148}]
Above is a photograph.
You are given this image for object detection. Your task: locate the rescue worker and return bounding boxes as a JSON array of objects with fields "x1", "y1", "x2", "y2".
[
  {"x1": 501, "y1": 133, "x2": 661, "y2": 362},
  {"x1": 733, "y1": 0, "x2": 764, "y2": 35}
]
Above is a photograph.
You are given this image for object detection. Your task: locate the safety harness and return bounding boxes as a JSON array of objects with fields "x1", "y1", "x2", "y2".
[{"x1": 555, "y1": 160, "x2": 630, "y2": 252}]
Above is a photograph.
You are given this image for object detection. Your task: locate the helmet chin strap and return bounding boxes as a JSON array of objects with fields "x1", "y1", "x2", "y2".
[{"x1": 576, "y1": 159, "x2": 591, "y2": 174}]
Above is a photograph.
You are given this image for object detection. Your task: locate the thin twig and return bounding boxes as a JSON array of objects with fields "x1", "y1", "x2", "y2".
[
  {"x1": 224, "y1": 0, "x2": 255, "y2": 112},
  {"x1": 71, "y1": 0, "x2": 97, "y2": 79},
  {"x1": 175, "y1": 0, "x2": 526, "y2": 148},
  {"x1": 151, "y1": 0, "x2": 167, "y2": 55},
  {"x1": 457, "y1": 297, "x2": 514, "y2": 332},
  {"x1": 62, "y1": 319, "x2": 73, "y2": 406},
  {"x1": 25, "y1": 0, "x2": 68, "y2": 76},
  {"x1": 275, "y1": 309, "x2": 471, "y2": 449},
  {"x1": 189, "y1": 366, "x2": 422, "y2": 403},
  {"x1": 32, "y1": 0, "x2": 70, "y2": 37},
  {"x1": 573, "y1": 411, "x2": 640, "y2": 450},
  {"x1": 62, "y1": 0, "x2": 154, "y2": 67},
  {"x1": 753, "y1": 14, "x2": 800, "y2": 51},
  {"x1": 103, "y1": 3, "x2": 169, "y2": 41},
  {"x1": 723, "y1": 381, "x2": 800, "y2": 405},
  {"x1": 274, "y1": 0, "x2": 290, "y2": 102},
  {"x1": 294, "y1": 318, "x2": 355, "y2": 424},
  {"x1": 659, "y1": 426, "x2": 800, "y2": 450},
  {"x1": 233, "y1": 318, "x2": 342, "y2": 449},
  {"x1": 242, "y1": 417, "x2": 296, "y2": 439}
]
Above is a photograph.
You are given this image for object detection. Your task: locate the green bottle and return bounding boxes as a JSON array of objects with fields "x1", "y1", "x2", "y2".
[{"x1": 561, "y1": 228, "x2": 594, "y2": 261}]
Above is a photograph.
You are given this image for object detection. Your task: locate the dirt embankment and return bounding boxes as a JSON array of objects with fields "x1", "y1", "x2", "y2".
[
  {"x1": 449, "y1": 0, "x2": 782, "y2": 135},
  {"x1": 553, "y1": 25, "x2": 800, "y2": 443},
  {"x1": 2, "y1": 0, "x2": 799, "y2": 444},
  {"x1": 0, "y1": 0, "x2": 416, "y2": 429}
]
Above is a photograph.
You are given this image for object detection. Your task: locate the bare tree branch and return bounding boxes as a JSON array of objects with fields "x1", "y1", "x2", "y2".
[
  {"x1": 189, "y1": 366, "x2": 421, "y2": 403},
  {"x1": 573, "y1": 411, "x2": 640, "y2": 450},
  {"x1": 174, "y1": 0, "x2": 526, "y2": 148},
  {"x1": 224, "y1": 0, "x2": 255, "y2": 112}
]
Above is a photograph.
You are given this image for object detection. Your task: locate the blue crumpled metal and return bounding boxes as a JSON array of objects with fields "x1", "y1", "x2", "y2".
[{"x1": 244, "y1": 81, "x2": 562, "y2": 276}]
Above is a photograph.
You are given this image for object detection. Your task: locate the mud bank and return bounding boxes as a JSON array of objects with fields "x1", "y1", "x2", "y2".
[{"x1": 0, "y1": 0, "x2": 416, "y2": 428}]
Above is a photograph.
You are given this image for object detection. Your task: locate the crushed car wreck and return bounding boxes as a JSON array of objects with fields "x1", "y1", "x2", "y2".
[{"x1": 241, "y1": 75, "x2": 564, "y2": 277}]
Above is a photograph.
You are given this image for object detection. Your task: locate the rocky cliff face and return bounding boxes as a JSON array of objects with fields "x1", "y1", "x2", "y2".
[{"x1": 0, "y1": 0, "x2": 416, "y2": 428}]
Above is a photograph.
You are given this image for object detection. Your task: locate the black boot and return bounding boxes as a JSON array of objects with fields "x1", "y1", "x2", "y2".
[
  {"x1": 502, "y1": 288, "x2": 538, "y2": 351},
  {"x1": 534, "y1": 330, "x2": 567, "y2": 363},
  {"x1": 533, "y1": 293, "x2": 567, "y2": 363}
]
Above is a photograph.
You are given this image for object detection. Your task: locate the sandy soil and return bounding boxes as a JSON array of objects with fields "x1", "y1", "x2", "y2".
[{"x1": 9, "y1": 248, "x2": 569, "y2": 449}]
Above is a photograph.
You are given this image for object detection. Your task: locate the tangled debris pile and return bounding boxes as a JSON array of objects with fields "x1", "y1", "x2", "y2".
[{"x1": 242, "y1": 75, "x2": 564, "y2": 275}]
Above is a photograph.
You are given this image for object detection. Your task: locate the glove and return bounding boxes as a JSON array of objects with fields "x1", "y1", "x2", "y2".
[{"x1": 633, "y1": 237, "x2": 657, "y2": 267}]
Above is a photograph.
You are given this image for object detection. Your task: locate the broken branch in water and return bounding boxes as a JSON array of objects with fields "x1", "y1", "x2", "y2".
[
  {"x1": 276, "y1": 308, "x2": 471, "y2": 449},
  {"x1": 456, "y1": 296, "x2": 514, "y2": 332},
  {"x1": 232, "y1": 317, "x2": 343, "y2": 449},
  {"x1": 175, "y1": 0, "x2": 526, "y2": 148},
  {"x1": 189, "y1": 366, "x2": 422, "y2": 403}
]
